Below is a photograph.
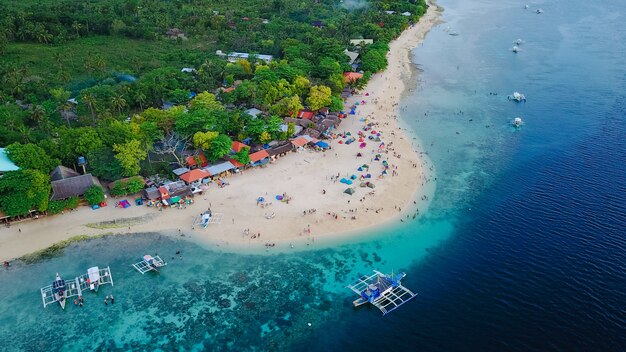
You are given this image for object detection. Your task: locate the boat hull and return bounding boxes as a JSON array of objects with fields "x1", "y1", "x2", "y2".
[{"x1": 353, "y1": 298, "x2": 368, "y2": 307}]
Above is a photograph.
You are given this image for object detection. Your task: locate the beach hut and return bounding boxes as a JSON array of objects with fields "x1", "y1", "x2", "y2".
[{"x1": 344, "y1": 188, "x2": 355, "y2": 195}]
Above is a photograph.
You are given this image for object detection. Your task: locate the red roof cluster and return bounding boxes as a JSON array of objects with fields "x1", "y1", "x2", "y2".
[
  {"x1": 186, "y1": 153, "x2": 207, "y2": 167},
  {"x1": 231, "y1": 141, "x2": 249, "y2": 153},
  {"x1": 343, "y1": 72, "x2": 363, "y2": 83},
  {"x1": 297, "y1": 110, "x2": 315, "y2": 119},
  {"x1": 180, "y1": 169, "x2": 210, "y2": 183},
  {"x1": 249, "y1": 149, "x2": 270, "y2": 163}
]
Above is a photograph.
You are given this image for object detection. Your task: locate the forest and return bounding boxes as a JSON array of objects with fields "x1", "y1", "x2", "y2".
[{"x1": 0, "y1": 0, "x2": 427, "y2": 217}]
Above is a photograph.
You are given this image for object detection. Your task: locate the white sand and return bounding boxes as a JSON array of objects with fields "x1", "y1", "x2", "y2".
[{"x1": 0, "y1": 2, "x2": 442, "y2": 261}]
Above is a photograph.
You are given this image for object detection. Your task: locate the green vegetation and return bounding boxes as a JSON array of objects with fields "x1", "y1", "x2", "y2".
[
  {"x1": 19, "y1": 234, "x2": 92, "y2": 263},
  {"x1": 109, "y1": 176, "x2": 145, "y2": 197},
  {"x1": 83, "y1": 185, "x2": 105, "y2": 206},
  {"x1": 0, "y1": 0, "x2": 427, "y2": 217},
  {"x1": 47, "y1": 196, "x2": 80, "y2": 215}
]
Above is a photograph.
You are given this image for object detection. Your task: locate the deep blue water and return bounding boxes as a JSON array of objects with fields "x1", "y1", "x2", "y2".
[{"x1": 1, "y1": 0, "x2": 625, "y2": 350}]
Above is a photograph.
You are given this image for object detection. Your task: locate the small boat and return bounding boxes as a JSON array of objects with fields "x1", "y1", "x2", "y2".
[
  {"x1": 513, "y1": 117, "x2": 523, "y2": 127},
  {"x1": 513, "y1": 38, "x2": 524, "y2": 45},
  {"x1": 511, "y1": 46, "x2": 520, "y2": 53},
  {"x1": 449, "y1": 31, "x2": 460, "y2": 36},
  {"x1": 348, "y1": 270, "x2": 417, "y2": 315},
  {"x1": 77, "y1": 266, "x2": 114, "y2": 293},
  {"x1": 524, "y1": 4, "x2": 529, "y2": 9},
  {"x1": 52, "y1": 273, "x2": 67, "y2": 309},
  {"x1": 41, "y1": 273, "x2": 81, "y2": 309},
  {"x1": 133, "y1": 255, "x2": 167, "y2": 274},
  {"x1": 508, "y1": 92, "x2": 527, "y2": 102},
  {"x1": 536, "y1": 8, "x2": 543, "y2": 14}
]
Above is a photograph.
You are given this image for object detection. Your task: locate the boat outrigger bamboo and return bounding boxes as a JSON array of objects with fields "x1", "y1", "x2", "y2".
[
  {"x1": 347, "y1": 270, "x2": 417, "y2": 315},
  {"x1": 133, "y1": 255, "x2": 167, "y2": 274},
  {"x1": 77, "y1": 266, "x2": 114, "y2": 293},
  {"x1": 40, "y1": 273, "x2": 81, "y2": 309}
]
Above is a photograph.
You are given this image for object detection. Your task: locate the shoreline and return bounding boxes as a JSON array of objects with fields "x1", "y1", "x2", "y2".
[{"x1": 0, "y1": 2, "x2": 443, "y2": 262}]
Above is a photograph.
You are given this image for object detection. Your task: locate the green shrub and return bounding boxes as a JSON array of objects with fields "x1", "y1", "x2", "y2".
[
  {"x1": 47, "y1": 196, "x2": 80, "y2": 215},
  {"x1": 126, "y1": 177, "x2": 144, "y2": 194},
  {"x1": 84, "y1": 185, "x2": 105, "y2": 205}
]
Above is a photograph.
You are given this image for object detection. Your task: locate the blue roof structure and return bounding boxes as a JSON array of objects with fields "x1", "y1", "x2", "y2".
[
  {"x1": 315, "y1": 141, "x2": 330, "y2": 149},
  {"x1": 0, "y1": 148, "x2": 19, "y2": 172},
  {"x1": 204, "y1": 161, "x2": 235, "y2": 176}
]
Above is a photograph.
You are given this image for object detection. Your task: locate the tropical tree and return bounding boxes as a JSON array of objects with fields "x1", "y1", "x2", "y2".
[
  {"x1": 306, "y1": 85, "x2": 332, "y2": 110},
  {"x1": 113, "y1": 139, "x2": 147, "y2": 176},
  {"x1": 6, "y1": 142, "x2": 60, "y2": 173},
  {"x1": 83, "y1": 185, "x2": 105, "y2": 205},
  {"x1": 193, "y1": 131, "x2": 219, "y2": 150},
  {"x1": 0, "y1": 169, "x2": 51, "y2": 216},
  {"x1": 110, "y1": 95, "x2": 127, "y2": 115},
  {"x1": 207, "y1": 134, "x2": 232, "y2": 161},
  {"x1": 233, "y1": 147, "x2": 250, "y2": 165}
]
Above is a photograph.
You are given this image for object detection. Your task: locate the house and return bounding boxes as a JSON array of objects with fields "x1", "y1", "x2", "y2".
[
  {"x1": 166, "y1": 28, "x2": 185, "y2": 39},
  {"x1": 315, "y1": 119, "x2": 336, "y2": 136},
  {"x1": 204, "y1": 161, "x2": 236, "y2": 178},
  {"x1": 172, "y1": 167, "x2": 190, "y2": 177},
  {"x1": 49, "y1": 165, "x2": 97, "y2": 201},
  {"x1": 185, "y1": 152, "x2": 208, "y2": 169},
  {"x1": 297, "y1": 110, "x2": 315, "y2": 119},
  {"x1": 0, "y1": 148, "x2": 19, "y2": 176},
  {"x1": 215, "y1": 50, "x2": 273, "y2": 64},
  {"x1": 267, "y1": 143, "x2": 294, "y2": 159},
  {"x1": 231, "y1": 141, "x2": 249, "y2": 154},
  {"x1": 311, "y1": 20, "x2": 324, "y2": 28},
  {"x1": 344, "y1": 49, "x2": 359, "y2": 65},
  {"x1": 291, "y1": 137, "x2": 308, "y2": 149},
  {"x1": 350, "y1": 39, "x2": 374, "y2": 46},
  {"x1": 249, "y1": 149, "x2": 270, "y2": 166},
  {"x1": 179, "y1": 169, "x2": 211, "y2": 185},
  {"x1": 280, "y1": 123, "x2": 303, "y2": 137},
  {"x1": 245, "y1": 108, "x2": 263, "y2": 119},
  {"x1": 300, "y1": 128, "x2": 322, "y2": 139},
  {"x1": 228, "y1": 158, "x2": 245, "y2": 169},
  {"x1": 344, "y1": 72, "x2": 363, "y2": 83},
  {"x1": 152, "y1": 181, "x2": 192, "y2": 201}
]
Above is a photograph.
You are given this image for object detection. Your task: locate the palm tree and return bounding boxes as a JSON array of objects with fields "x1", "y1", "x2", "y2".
[
  {"x1": 16, "y1": 125, "x2": 32, "y2": 143},
  {"x1": 135, "y1": 92, "x2": 146, "y2": 110},
  {"x1": 71, "y1": 21, "x2": 82, "y2": 37},
  {"x1": 81, "y1": 93, "x2": 99, "y2": 124},
  {"x1": 38, "y1": 116, "x2": 54, "y2": 137},
  {"x1": 110, "y1": 95, "x2": 127, "y2": 115},
  {"x1": 29, "y1": 105, "x2": 45, "y2": 124}
]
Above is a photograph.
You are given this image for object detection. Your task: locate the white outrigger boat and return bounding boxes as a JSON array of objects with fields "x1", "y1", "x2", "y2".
[
  {"x1": 40, "y1": 273, "x2": 80, "y2": 308},
  {"x1": 347, "y1": 270, "x2": 417, "y2": 316},
  {"x1": 508, "y1": 91, "x2": 527, "y2": 102},
  {"x1": 513, "y1": 117, "x2": 524, "y2": 128},
  {"x1": 513, "y1": 38, "x2": 524, "y2": 45},
  {"x1": 133, "y1": 255, "x2": 167, "y2": 274},
  {"x1": 511, "y1": 45, "x2": 520, "y2": 53},
  {"x1": 77, "y1": 266, "x2": 113, "y2": 293}
]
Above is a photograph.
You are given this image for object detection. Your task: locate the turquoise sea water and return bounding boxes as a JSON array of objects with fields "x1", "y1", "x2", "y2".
[{"x1": 1, "y1": 0, "x2": 625, "y2": 350}]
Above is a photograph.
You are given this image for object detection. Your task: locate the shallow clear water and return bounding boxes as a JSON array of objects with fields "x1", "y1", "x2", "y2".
[{"x1": 1, "y1": 0, "x2": 625, "y2": 350}]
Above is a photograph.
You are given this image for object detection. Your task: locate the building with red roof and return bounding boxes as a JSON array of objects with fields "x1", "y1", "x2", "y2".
[
  {"x1": 343, "y1": 72, "x2": 363, "y2": 83},
  {"x1": 179, "y1": 169, "x2": 210, "y2": 184},
  {"x1": 297, "y1": 110, "x2": 315, "y2": 119},
  {"x1": 229, "y1": 158, "x2": 245, "y2": 168},
  {"x1": 185, "y1": 152, "x2": 207, "y2": 168},
  {"x1": 249, "y1": 149, "x2": 270, "y2": 166},
  {"x1": 291, "y1": 137, "x2": 308, "y2": 148},
  {"x1": 231, "y1": 141, "x2": 249, "y2": 153}
]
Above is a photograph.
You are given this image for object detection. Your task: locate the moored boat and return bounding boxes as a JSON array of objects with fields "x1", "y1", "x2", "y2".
[
  {"x1": 52, "y1": 273, "x2": 67, "y2": 309},
  {"x1": 508, "y1": 91, "x2": 526, "y2": 102}
]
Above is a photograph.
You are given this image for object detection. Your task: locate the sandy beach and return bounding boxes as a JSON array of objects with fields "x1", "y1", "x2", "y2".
[{"x1": 0, "y1": 2, "x2": 442, "y2": 261}]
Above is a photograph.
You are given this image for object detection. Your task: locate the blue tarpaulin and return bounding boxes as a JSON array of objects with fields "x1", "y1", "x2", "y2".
[{"x1": 315, "y1": 141, "x2": 330, "y2": 149}]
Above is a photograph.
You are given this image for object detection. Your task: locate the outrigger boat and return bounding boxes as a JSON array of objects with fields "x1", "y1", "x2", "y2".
[
  {"x1": 77, "y1": 266, "x2": 114, "y2": 293},
  {"x1": 40, "y1": 273, "x2": 80, "y2": 308},
  {"x1": 132, "y1": 255, "x2": 167, "y2": 274},
  {"x1": 347, "y1": 270, "x2": 417, "y2": 315},
  {"x1": 513, "y1": 117, "x2": 524, "y2": 127},
  {"x1": 508, "y1": 91, "x2": 526, "y2": 102}
]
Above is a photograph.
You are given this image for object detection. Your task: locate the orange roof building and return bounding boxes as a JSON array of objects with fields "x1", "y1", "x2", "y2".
[
  {"x1": 343, "y1": 72, "x2": 363, "y2": 83},
  {"x1": 229, "y1": 158, "x2": 245, "y2": 168},
  {"x1": 185, "y1": 153, "x2": 208, "y2": 168},
  {"x1": 249, "y1": 149, "x2": 270, "y2": 163},
  {"x1": 180, "y1": 169, "x2": 210, "y2": 184},
  {"x1": 297, "y1": 110, "x2": 315, "y2": 119},
  {"x1": 291, "y1": 137, "x2": 308, "y2": 148},
  {"x1": 231, "y1": 141, "x2": 249, "y2": 153}
]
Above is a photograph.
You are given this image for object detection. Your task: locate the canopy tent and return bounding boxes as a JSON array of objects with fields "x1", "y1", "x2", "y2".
[
  {"x1": 350, "y1": 174, "x2": 357, "y2": 180},
  {"x1": 118, "y1": 199, "x2": 131, "y2": 208},
  {"x1": 344, "y1": 188, "x2": 355, "y2": 195},
  {"x1": 359, "y1": 142, "x2": 367, "y2": 148},
  {"x1": 340, "y1": 178, "x2": 353, "y2": 185}
]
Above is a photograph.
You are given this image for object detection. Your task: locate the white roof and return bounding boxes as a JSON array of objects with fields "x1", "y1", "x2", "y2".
[
  {"x1": 181, "y1": 68, "x2": 196, "y2": 73},
  {"x1": 245, "y1": 108, "x2": 263, "y2": 118},
  {"x1": 88, "y1": 267, "x2": 100, "y2": 282},
  {"x1": 384, "y1": 10, "x2": 395, "y2": 14},
  {"x1": 401, "y1": 12, "x2": 411, "y2": 16},
  {"x1": 204, "y1": 161, "x2": 235, "y2": 175},
  {"x1": 344, "y1": 49, "x2": 359, "y2": 65},
  {"x1": 227, "y1": 52, "x2": 273, "y2": 62},
  {"x1": 350, "y1": 39, "x2": 374, "y2": 46}
]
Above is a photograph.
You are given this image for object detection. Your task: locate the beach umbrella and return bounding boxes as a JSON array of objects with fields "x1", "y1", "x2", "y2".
[
  {"x1": 357, "y1": 152, "x2": 362, "y2": 157},
  {"x1": 362, "y1": 164, "x2": 369, "y2": 168},
  {"x1": 338, "y1": 140, "x2": 344, "y2": 144},
  {"x1": 257, "y1": 197, "x2": 265, "y2": 202},
  {"x1": 358, "y1": 137, "x2": 364, "y2": 142},
  {"x1": 367, "y1": 182, "x2": 376, "y2": 188},
  {"x1": 382, "y1": 170, "x2": 387, "y2": 175},
  {"x1": 359, "y1": 142, "x2": 366, "y2": 148},
  {"x1": 355, "y1": 102, "x2": 360, "y2": 105},
  {"x1": 357, "y1": 167, "x2": 363, "y2": 171},
  {"x1": 375, "y1": 137, "x2": 381, "y2": 142},
  {"x1": 365, "y1": 173, "x2": 372, "y2": 178},
  {"x1": 350, "y1": 174, "x2": 357, "y2": 180},
  {"x1": 276, "y1": 195, "x2": 283, "y2": 200},
  {"x1": 346, "y1": 132, "x2": 351, "y2": 136},
  {"x1": 344, "y1": 188, "x2": 355, "y2": 195}
]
